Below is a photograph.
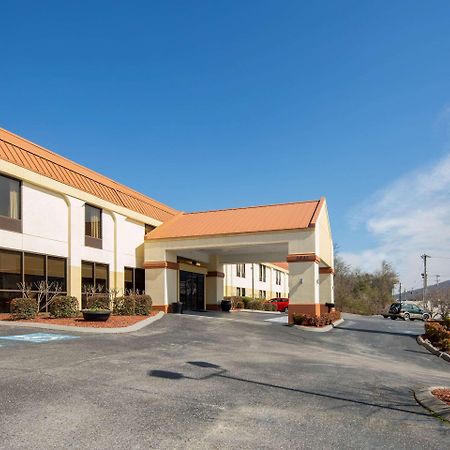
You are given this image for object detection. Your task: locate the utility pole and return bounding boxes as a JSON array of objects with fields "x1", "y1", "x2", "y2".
[
  {"x1": 435, "y1": 274, "x2": 440, "y2": 286},
  {"x1": 421, "y1": 254, "x2": 430, "y2": 304},
  {"x1": 398, "y1": 282, "x2": 402, "y2": 303}
]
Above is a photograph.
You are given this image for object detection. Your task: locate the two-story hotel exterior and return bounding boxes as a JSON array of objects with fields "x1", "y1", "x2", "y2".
[{"x1": 0, "y1": 128, "x2": 334, "y2": 322}]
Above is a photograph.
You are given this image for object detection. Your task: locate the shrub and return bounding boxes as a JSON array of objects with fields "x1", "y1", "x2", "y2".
[
  {"x1": 86, "y1": 294, "x2": 110, "y2": 310},
  {"x1": 10, "y1": 298, "x2": 38, "y2": 320},
  {"x1": 223, "y1": 296, "x2": 245, "y2": 310},
  {"x1": 425, "y1": 322, "x2": 450, "y2": 351},
  {"x1": 49, "y1": 296, "x2": 79, "y2": 318},
  {"x1": 263, "y1": 303, "x2": 277, "y2": 311},
  {"x1": 113, "y1": 295, "x2": 152, "y2": 315},
  {"x1": 133, "y1": 294, "x2": 152, "y2": 315},
  {"x1": 293, "y1": 311, "x2": 341, "y2": 327},
  {"x1": 247, "y1": 299, "x2": 264, "y2": 310}
]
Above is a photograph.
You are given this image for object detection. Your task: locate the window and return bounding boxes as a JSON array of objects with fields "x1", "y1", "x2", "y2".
[
  {"x1": 259, "y1": 290, "x2": 266, "y2": 299},
  {"x1": 241, "y1": 287, "x2": 246, "y2": 297},
  {"x1": 236, "y1": 287, "x2": 246, "y2": 297},
  {"x1": 0, "y1": 249, "x2": 67, "y2": 313},
  {"x1": 259, "y1": 264, "x2": 266, "y2": 282},
  {"x1": 124, "y1": 267, "x2": 145, "y2": 293},
  {"x1": 276, "y1": 291, "x2": 281, "y2": 298},
  {"x1": 85, "y1": 204, "x2": 102, "y2": 248},
  {"x1": 275, "y1": 270, "x2": 282, "y2": 285},
  {"x1": 0, "y1": 174, "x2": 21, "y2": 232},
  {"x1": 236, "y1": 264, "x2": 246, "y2": 278},
  {"x1": 81, "y1": 261, "x2": 109, "y2": 308}
]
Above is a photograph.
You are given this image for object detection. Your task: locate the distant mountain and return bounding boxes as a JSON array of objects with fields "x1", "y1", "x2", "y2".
[{"x1": 395, "y1": 279, "x2": 450, "y2": 301}]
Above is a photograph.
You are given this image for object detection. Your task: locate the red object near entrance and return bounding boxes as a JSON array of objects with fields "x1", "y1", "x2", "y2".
[{"x1": 268, "y1": 297, "x2": 289, "y2": 312}]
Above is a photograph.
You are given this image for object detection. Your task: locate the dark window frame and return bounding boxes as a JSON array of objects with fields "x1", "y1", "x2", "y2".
[
  {"x1": 124, "y1": 266, "x2": 145, "y2": 294},
  {"x1": 0, "y1": 174, "x2": 22, "y2": 233},
  {"x1": 0, "y1": 248, "x2": 67, "y2": 312},
  {"x1": 85, "y1": 204, "x2": 102, "y2": 248}
]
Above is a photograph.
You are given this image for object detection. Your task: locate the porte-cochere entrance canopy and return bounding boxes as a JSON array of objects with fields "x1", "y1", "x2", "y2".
[{"x1": 144, "y1": 198, "x2": 334, "y2": 323}]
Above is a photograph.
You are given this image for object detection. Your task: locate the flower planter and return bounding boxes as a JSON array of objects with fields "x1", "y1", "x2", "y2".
[
  {"x1": 81, "y1": 309, "x2": 111, "y2": 321},
  {"x1": 221, "y1": 299, "x2": 232, "y2": 312}
]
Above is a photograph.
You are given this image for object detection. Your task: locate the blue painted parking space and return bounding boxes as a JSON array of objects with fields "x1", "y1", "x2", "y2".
[{"x1": 0, "y1": 332, "x2": 79, "y2": 344}]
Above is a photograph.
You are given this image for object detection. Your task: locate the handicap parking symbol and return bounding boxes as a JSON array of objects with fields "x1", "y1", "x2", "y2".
[{"x1": 0, "y1": 333, "x2": 79, "y2": 344}]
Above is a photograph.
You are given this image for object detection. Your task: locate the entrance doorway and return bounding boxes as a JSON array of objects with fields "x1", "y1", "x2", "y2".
[{"x1": 179, "y1": 270, "x2": 205, "y2": 310}]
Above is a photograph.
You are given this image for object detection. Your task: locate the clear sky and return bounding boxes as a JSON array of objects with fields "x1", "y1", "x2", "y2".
[{"x1": 1, "y1": 1, "x2": 450, "y2": 289}]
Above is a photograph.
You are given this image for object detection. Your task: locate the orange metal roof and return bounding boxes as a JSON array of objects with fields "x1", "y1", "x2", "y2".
[
  {"x1": 0, "y1": 128, "x2": 178, "y2": 222},
  {"x1": 146, "y1": 199, "x2": 323, "y2": 240}
]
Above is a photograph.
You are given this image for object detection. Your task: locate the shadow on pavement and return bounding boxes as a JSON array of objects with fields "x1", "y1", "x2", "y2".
[
  {"x1": 148, "y1": 361, "x2": 429, "y2": 418},
  {"x1": 333, "y1": 325, "x2": 420, "y2": 337}
]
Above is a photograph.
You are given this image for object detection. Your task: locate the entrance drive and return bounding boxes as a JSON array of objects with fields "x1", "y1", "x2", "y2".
[{"x1": 179, "y1": 271, "x2": 205, "y2": 310}]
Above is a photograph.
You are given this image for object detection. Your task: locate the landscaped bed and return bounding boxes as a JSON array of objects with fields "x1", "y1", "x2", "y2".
[
  {"x1": 0, "y1": 312, "x2": 158, "y2": 328},
  {"x1": 432, "y1": 388, "x2": 450, "y2": 406}
]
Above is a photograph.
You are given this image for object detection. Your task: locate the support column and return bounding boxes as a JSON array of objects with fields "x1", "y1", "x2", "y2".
[
  {"x1": 65, "y1": 196, "x2": 84, "y2": 308},
  {"x1": 111, "y1": 212, "x2": 126, "y2": 295},
  {"x1": 206, "y1": 256, "x2": 224, "y2": 310},
  {"x1": 287, "y1": 253, "x2": 320, "y2": 324},
  {"x1": 144, "y1": 252, "x2": 178, "y2": 313}
]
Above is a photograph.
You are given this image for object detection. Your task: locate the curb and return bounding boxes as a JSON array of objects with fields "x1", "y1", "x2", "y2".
[
  {"x1": 414, "y1": 387, "x2": 450, "y2": 423},
  {"x1": 417, "y1": 335, "x2": 450, "y2": 362},
  {"x1": 294, "y1": 318, "x2": 344, "y2": 333},
  {"x1": 0, "y1": 312, "x2": 165, "y2": 334},
  {"x1": 235, "y1": 309, "x2": 283, "y2": 315}
]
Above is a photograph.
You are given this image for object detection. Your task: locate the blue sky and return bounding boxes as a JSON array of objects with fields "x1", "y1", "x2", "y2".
[{"x1": 1, "y1": 1, "x2": 450, "y2": 288}]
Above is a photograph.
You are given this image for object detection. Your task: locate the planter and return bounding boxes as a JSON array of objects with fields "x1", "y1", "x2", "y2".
[
  {"x1": 221, "y1": 299, "x2": 232, "y2": 312},
  {"x1": 171, "y1": 302, "x2": 183, "y2": 314},
  {"x1": 81, "y1": 309, "x2": 111, "y2": 322}
]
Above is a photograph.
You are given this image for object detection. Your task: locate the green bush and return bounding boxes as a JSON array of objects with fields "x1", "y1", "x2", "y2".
[
  {"x1": 263, "y1": 303, "x2": 277, "y2": 311},
  {"x1": 113, "y1": 295, "x2": 152, "y2": 315},
  {"x1": 49, "y1": 296, "x2": 79, "y2": 318},
  {"x1": 223, "y1": 296, "x2": 245, "y2": 309},
  {"x1": 133, "y1": 294, "x2": 152, "y2": 315},
  {"x1": 10, "y1": 298, "x2": 38, "y2": 320},
  {"x1": 86, "y1": 294, "x2": 110, "y2": 310}
]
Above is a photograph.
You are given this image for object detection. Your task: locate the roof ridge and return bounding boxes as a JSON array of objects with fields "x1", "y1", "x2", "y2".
[
  {"x1": 0, "y1": 127, "x2": 178, "y2": 216},
  {"x1": 183, "y1": 199, "x2": 321, "y2": 216}
]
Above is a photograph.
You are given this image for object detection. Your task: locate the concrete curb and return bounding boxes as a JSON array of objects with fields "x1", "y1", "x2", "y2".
[
  {"x1": 417, "y1": 335, "x2": 450, "y2": 362},
  {"x1": 235, "y1": 309, "x2": 283, "y2": 315},
  {"x1": 294, "y1": 318, "x2": 344, "y2": 333},
  {"x1": 0, "y1": 312, "x2": 165, "y2": 334},
  {"x1": 414, "y1": 387, "x2": 450, "y2": 423}
]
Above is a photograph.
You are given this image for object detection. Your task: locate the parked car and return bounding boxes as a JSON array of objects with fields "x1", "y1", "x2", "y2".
[
  {"x1": 268, "y1": 297, "x2": 289, "y2": 313},
  {"x1": 385, "y1": 302, "x2": 431, "y2": 321}
]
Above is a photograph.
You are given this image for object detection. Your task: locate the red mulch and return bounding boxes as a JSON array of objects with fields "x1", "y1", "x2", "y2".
[
  {"x1": 0, "y1": 312, "x2": 158, "y2": 328},
  {"x1": 432, "y1": 388, "x2": 450, "y2": 406}
]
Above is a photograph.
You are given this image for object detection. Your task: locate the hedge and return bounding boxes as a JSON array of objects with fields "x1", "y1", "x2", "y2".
[
  {"x1": 10, "y1": 298, "x2": 38, "y2": 320},
  {"x1": 293, "y1": 311, "x2": 341, "y2": 327},
  {"x1": 224, "y1": 296, "x2": 277, "y2": 311},
  {"x1": 86, "y1": 294, "x2": 110, "y2": 310},
  {"x1": 113, "y1": 294, "x2": 152, "y2": 316},
  {"x1": 49, "y1": 296, "x2": 79, "y2": 318}
]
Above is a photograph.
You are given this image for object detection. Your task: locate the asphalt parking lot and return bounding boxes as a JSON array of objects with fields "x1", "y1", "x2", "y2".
[{"x1": 0, "y1": 312, "x2": 448, "y2": 449}]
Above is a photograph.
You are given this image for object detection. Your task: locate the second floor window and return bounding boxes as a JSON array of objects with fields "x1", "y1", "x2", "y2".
[
  {"x1": 85, "y1": 205, "x2": 102, "y2": 239},
  {"x1": 236, "y1": 264, "x2": 246, "y2": 278},
  {"x1": 0, "y1": 174, "x2": 21, "y2": 232},
  {"x1": 259, "y1": 264, "x2": 266, "y2": 282},
  {"x1": 276, "y1": 270, "x2": 282, "y2": 285}
]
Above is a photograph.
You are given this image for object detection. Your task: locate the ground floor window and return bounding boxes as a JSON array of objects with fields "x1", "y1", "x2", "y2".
[
  {"x1": 0, "y1": 248, "x2": 67, "y2": 313},
  {"x1": 81, "y1": 261, "x2": 109, "y2": 308},
  {"x1": 275, "y1": 291, "x2": 282, "y2": 298},
  {"x1": 124, "y1": 267, "x2": 145, "y2": 294},
  {"x1": 259, "y1": 290, "x2": 266, "y2": 299},
  {"x1": 236, "y1": 287, "x2": 246, "y2": 297}
]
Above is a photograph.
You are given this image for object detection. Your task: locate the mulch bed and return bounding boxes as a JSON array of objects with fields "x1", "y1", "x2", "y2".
[
  {"x1": 0, "y1": 312, "x2": 158, "y2": 328},
  {"x1": 432, "y1": 388, "x2": 450, "y2": 406}
]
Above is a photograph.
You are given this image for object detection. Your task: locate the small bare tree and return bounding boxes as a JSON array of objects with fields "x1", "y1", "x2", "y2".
[
  {"x1": 35, "y1": 281, "x2": 63, "y2": 312},
  {"x1": 429, "y1": 287, "x2": 450, "y2": 319},
  {"x1": 17, "y1": 282, "x2": 33, "y2": 299}
]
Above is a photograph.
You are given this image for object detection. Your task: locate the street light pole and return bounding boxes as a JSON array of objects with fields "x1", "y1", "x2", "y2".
[{"x1": 421, "y1": 254, "x2": 430, "y2": 304}]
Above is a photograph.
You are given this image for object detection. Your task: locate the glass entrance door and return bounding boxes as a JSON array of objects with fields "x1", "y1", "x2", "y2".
[{"x1": 179, "y1": 271, "x2": 205, "y2": 311}]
